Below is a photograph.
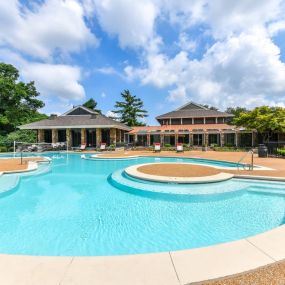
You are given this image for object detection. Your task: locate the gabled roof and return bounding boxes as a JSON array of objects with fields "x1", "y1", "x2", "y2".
[
  {"x1": 19, "y1": 105, "x2": 131, "y2": 131},
  {"x1": 175, "y1": 102, "x2": 208, "y2": 111},
  {"x1": 156, "y1": 102, "x2": 233, "y2": 120},
  {"x1": 62, "y1": 105, "x2": 98, "y2": 116}
]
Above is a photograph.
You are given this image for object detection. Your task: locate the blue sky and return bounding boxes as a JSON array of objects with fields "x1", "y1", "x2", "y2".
[{"x1": 1, "y1": 0, "x2": 285, "y2": 125}]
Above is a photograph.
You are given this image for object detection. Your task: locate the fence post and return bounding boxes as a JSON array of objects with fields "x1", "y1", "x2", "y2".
[{"x1": 13, "y1": 141, "x2": 16, "y2": 158}]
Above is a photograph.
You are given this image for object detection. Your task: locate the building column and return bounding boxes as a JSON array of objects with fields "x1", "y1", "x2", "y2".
[
  {"x1": 110, "y1": 128, "x2": 116, "y2": 144},
  {"x1": 96, "y1": 129, "x2": 102, "y2": 147},
  {"x1": 175, "y1": 134, "x2": 178, "y2": 146},
  {"x1": 81, "y1": 128, "x2": 86, "y2": 145},
  {"x1": 160, "y1": 134, "x2": 164, "y2": 146},
  {"x1": 220, "y1": 132, "x2": 224, "y2": 147},
  {"x1": 147, "y1": 134, "x2": 151, "y2": 146},
  {"x1": 204, "y1": 132, "x2": 208, "y2": 146},
  {"x1": 189, "y1": 133, "x2": 193, "y2": 146},
  {"x1": 116, "y1": 129, "x2": 120, "y2": 143},
  {"x1": 251, "y1": 131, "x2": 256, "y2": 147},
  {"x1": 52, "y1": 129, "x2": 58, "y2": 144},
  {"x1": 38, "y1": 129, "x2": 44, "y2": 143},
  {"x1": 235, "y1": 132, "x2": 239, "y2": 147},
  {"x1": 66, "y1": 129, "x2": 71, "y2": 148}
]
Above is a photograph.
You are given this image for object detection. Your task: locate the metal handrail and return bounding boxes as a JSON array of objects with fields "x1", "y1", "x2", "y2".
[{"x1": 237, "y1": 149, "x2": 254, "y2": 171}]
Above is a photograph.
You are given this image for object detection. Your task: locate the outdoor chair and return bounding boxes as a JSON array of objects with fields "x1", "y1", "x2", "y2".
[
  {"x1": 176, "y1": 143, "x2": 184, "y2": 152},
  {"x1": 99, "y1": 143, "x2": 106, "y2": 151},
  {"x1": 72, "y1": 144, "x2": 86, "y2": 152},
  {"x1": 154, "y1": 143, "x2": 161, "y2": 152}
]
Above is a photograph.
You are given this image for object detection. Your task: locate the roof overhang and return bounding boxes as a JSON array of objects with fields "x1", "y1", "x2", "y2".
[{"x1": 19, "y1": 125, "x2": 131, "y2": 131}]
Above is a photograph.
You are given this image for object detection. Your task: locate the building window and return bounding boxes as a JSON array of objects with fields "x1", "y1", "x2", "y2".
[
  {"x1": 240, "y1": 133, "x2": 252, "y2": 147},
  {"x1": 86, "y1": 129, "x2": 96, "y2": 147},
  {"x1": 208, "y1": 134, "x2": 220, "y2": 146},
  {"x1": 137, "y1": 135, "x2": 147, "y2": 146},
  {"x1": 171, "y1": 119, "x2": 181, "y2": 125},
  {"x1": 44, "y1": 130, "x2": 52, "y2": 143},
  {"x1": 150, "y1": 134, "x2": 160, "y2": 144},
  {"x1": 101, "y1": 129, "x2": 110, "y2": 145},
  {"x1": 164, "y1": 135, "x2": 175, "y2": 146},
  {"x1": 217, "y1": 117, "x2": 224, "y2": 123},
  {"x1": 224, "y1": 133, "x2": 235, "y2": 146},
  {"x1": 182, "y1": 118, "x2": 192, "y2": 124},
  {"x1": 193, "y1": 134, "x2": 203, "y2": 145},
  {"x1": 71, "y1": 129, "x2": 81, "y2": 147},
  {"x1": 178, "y1": 135, "x2": 189, "y2": 144},
  {"x1": 194, "y1": 118, "x2": 204, "y2": 124},
  {"x1": 205, "y1": 118, "x2": 216, "y2": 124},
  {"x1": 58, "y1": 130, "x2": 66, "y2": 142}
]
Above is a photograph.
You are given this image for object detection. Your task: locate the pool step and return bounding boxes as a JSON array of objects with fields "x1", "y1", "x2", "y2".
[
  {"x1": 0, "y1": 174, "x2": 20, "y2": 196},
  {"x1": 109, "y1": 169, "x2": 246, "y2": 197},
  {"x1": 247, "y1": 186, "x2": 285, "y2": 196},
  {"x1": 19, "y1": 163, "x2": 51, "y2": 177}
]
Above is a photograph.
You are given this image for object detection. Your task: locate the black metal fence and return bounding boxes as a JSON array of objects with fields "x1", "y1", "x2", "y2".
[{"x1": 264, "y1": 141, "x2": 285, "y2": 155}]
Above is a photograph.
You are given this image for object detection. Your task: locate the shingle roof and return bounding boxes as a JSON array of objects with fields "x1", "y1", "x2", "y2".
[
  {"x1": 156, "y1": 102, "x2": 233, "y2": 119},
  {"x1": 156, "y1": 109, "x2": 233, "y2": 119},
  {"x1": 19, "y1": 113, "x2": 131, "y2": 131}
]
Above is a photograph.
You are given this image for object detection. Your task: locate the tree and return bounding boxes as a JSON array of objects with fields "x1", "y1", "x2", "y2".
[
  {"x1": 233, "y1": 106, "x2": 285, "y2": 142},
  {"x1": 203, "y1": 104, "x2": 218, "y2": 111},
  {"x1": 112, "y1": 90, "x2": 148, "y2": 126},
  {"x1": 226, "y1": 107, "x2": 249, "y2": 117},
  {"x1": 0, "y1": 63, "x2": 46, "y2": 135},
  {"x1": 83, "y1": 98, "x2": 101, "y2": 113},
  {"x1": 225, "y1": 107, "x2": 249, "y2": 125}
]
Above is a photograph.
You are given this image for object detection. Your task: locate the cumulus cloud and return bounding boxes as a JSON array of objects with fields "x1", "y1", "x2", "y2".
[
  {"x1": 0, "y1": 0, "x2": 97, "y2": 59},
  {"x1": 84, "y1": 0, "x2": 160, "y2": 50},
  {"x1": 126, "y1": 29, "x2": 285, "y2": 109},
  {"x1": 0, "y1": 49, "x2": 85, "y2": 102},
  {"x1": 123, "y1": 0, "x2": 285, "y2": 109}
]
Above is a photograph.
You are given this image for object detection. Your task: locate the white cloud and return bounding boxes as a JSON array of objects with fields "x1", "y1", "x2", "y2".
[
  {"x1": 85, "y1": 0, "x2": 160, "y2": 50},
  {"x1": 268, "y1": 20, "x2": 285, "y2": 36},
  {"x1": 126, "y1": 29, "x2": 285, "y2": 109},
  {"x1": 23, "y1": 63, "x2": 85, "y2": 101},
  {"x1": 106, "y1": 110, "x2": 119, "y2": 120},
  {"x1": 101, "y1": 92, "x2": 106, "y2": 98},
  {"x1": 0, "y1": 0, "x2": 97, "y2": 59},
  {"x1": 207, "y1": 0, "x2": 283, "y2": 38},
  {"x1": 176, "y1": 33, "x2": 197, "y2": 52},
  {"x1": 0, "y1": 49, "x2": 85, "y2": 102}
]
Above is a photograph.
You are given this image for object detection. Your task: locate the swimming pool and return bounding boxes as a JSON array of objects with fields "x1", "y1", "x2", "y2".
[{"x1": 0, "y1": 153, "x2": 284, "y2": 256}]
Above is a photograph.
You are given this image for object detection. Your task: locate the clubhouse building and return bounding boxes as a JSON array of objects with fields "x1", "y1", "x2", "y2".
[
  {"x1": 127, "y1": 102, "x2": 256, "y2": 147},
  {"x1": 20, "y1": 105, "x2": 131, "y2": 148},
  {"x1": 20, "y1": 102, "x2": 261, "y2": 148}
]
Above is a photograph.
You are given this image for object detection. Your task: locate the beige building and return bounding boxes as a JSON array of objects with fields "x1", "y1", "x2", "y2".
[
  {"x1": 127, "y1": 102, "x2": 256, "y2": 147},
  {"x1": 20, "y1": 106, "x2": 131, "y2": 148}
]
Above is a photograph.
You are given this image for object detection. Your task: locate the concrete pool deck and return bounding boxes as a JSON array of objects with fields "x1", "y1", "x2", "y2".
[{"x1": 0, "y1": 224, "x2": 284, "y2": 284}]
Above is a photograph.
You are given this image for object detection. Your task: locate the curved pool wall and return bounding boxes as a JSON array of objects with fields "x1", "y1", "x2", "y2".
[{"x1": 0, "y1": 153, "x2": 284, "y2": 256}]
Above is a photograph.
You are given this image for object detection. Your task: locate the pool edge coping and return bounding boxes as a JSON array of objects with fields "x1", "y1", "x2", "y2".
[{"x1": 0, "y1": 224, "x2": 284, "y2": 284}]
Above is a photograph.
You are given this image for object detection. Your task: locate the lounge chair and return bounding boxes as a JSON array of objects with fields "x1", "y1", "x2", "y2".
[
  {"x1": 72, "y1": 144, "x2": 86, "y2": 152},
  {"x1": 176, "y1": 143, "x2": 184, "y2": 153},
  {"x1": 154, "y1": 143, "x2": 161, "y2": 152},
  {"x1": 99, "y1": 143, "x2": 106, "y2": 151}
]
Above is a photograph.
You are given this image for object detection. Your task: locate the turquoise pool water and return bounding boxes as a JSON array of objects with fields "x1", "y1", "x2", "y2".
[{"x1": 0, "y1": 153, "x2": 284, "y2": 256}]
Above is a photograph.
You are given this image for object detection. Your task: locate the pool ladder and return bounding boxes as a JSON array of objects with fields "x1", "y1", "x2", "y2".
[{"x1": 237, "y1": 150, "x2": 254, "y2": 171}]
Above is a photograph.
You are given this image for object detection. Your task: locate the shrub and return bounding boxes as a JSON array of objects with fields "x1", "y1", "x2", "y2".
[
  {"x1": 276, "y1": 148, "x2": 285, "y2": 156},
  {"x1": 0, "y1": 146, "x2": 8, "y2": 152}
]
